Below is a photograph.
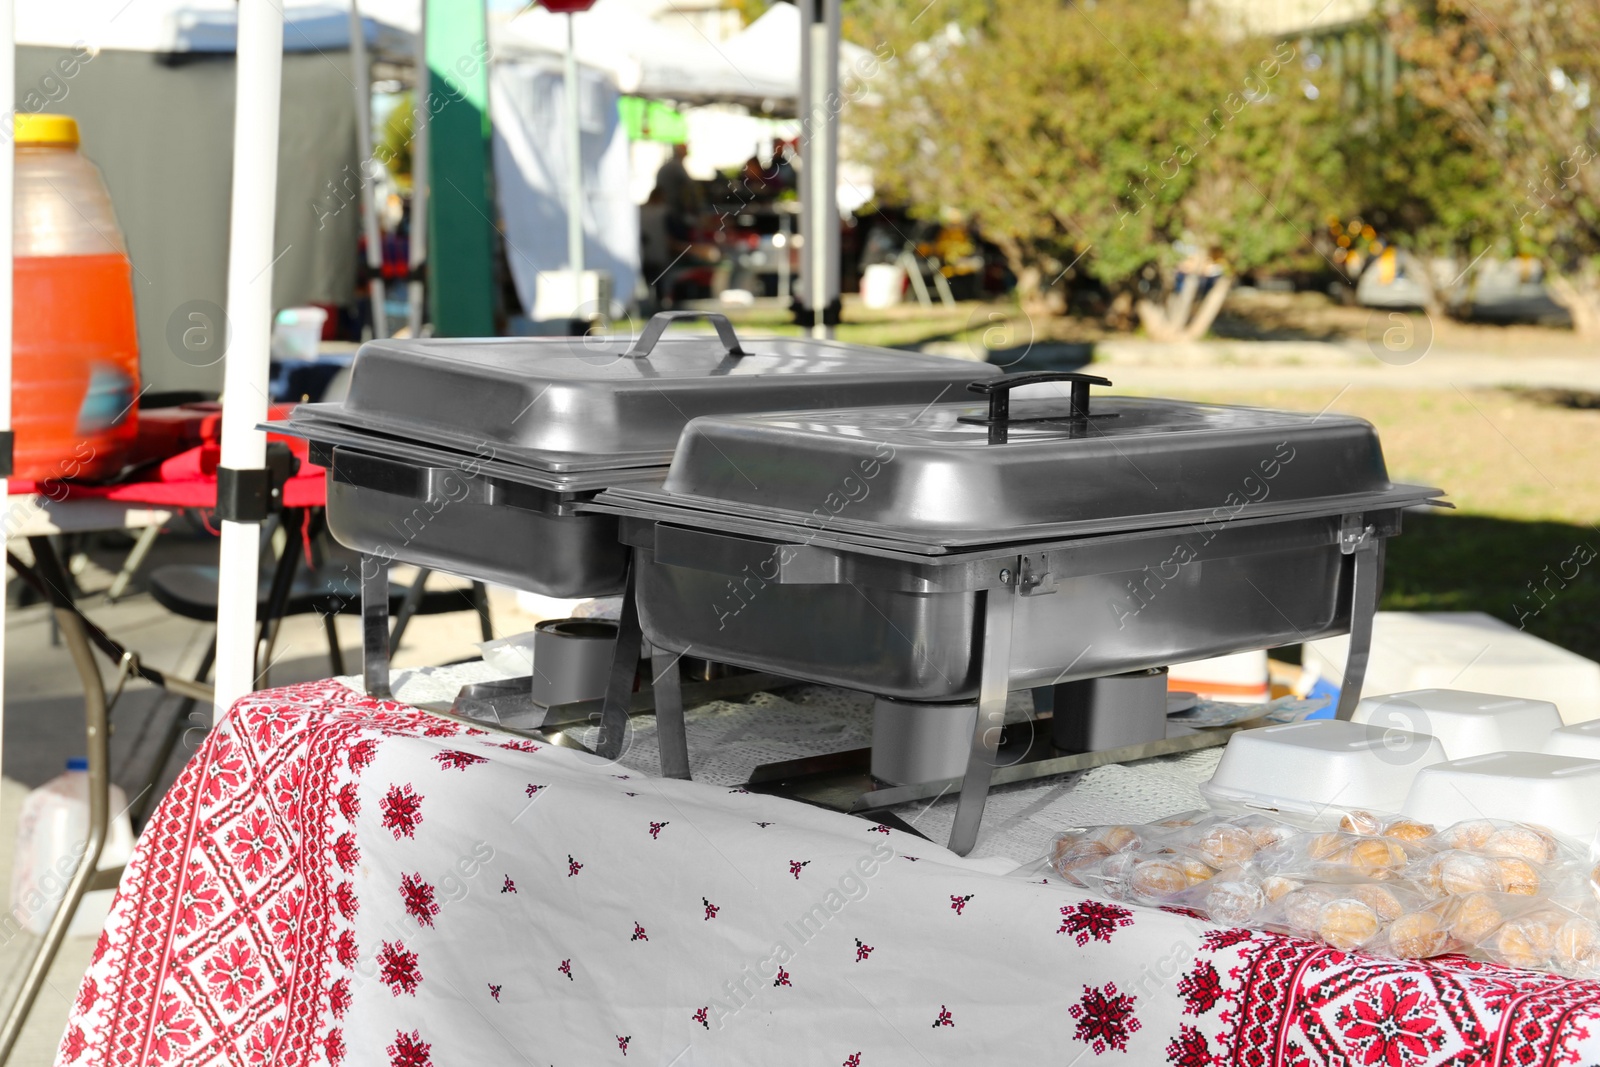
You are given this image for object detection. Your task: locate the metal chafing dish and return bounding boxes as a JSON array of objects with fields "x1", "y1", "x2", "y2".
[
  {"x1": 272, "y1": 312, "x2": 998, "y2": 694},
  {"x1": 589, "y1": 371, "x2": 1446, "y2": 854}
]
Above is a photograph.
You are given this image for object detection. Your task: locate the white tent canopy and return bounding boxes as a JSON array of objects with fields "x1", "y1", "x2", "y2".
[
  {"x1": 19, "y1": 0, "x2": 414, "y2": 59},
  {"x1": 723, "y1": 2, "x2": 871, "y2": 95},
  {"x1": 494, "y1": 0, "x2": 792, "y2": 108}
]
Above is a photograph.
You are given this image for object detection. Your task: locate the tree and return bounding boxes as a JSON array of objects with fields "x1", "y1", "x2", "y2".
[
  {"x1": 1389, "y1": 0, "x2": 1600, "y2": 335},
  {"x1": 851, "y1": 0, "x2": 1342, "y2": 339}
]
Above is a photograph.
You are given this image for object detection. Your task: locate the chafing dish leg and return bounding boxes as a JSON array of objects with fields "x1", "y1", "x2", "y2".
[
  {"x1": 1334, "y1": 539, "x2": 1382, "y2": 720},
  {"x1": 362, "y1": 556, "x2": 392, "y2": 699},
  {"x1": 652, "y1": 650, "x2": 691, "y2": 779},
  {"x1": 596, "y1": 569, "x2": 645, "y2": 761},
  {"x1": 947, "y1": 583, "x2": 1018, "y2": 856}
]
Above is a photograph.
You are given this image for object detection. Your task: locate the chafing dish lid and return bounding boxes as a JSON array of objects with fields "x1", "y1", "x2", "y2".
[
  {"x1": 651, "y1": 372, "x2": 1441, "y2": 538},
  {"x1": 287, "y1": 312, "x2": 995, "y2": 474}
]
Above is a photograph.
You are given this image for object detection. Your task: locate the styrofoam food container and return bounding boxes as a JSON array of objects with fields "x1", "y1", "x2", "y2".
[
  {"x1": 1201, "y1": 719, "x2": 1447, "y2": 816},
  {"x1": 1402, "y1": 751, "x2": 1600, "y2": 841},
  {"x1": 1352, "y1": 688, "x2": 1561, "y2": 759},
  {"x1": 1544, "y1": 719, "x2": 1600, "y2": 760}
]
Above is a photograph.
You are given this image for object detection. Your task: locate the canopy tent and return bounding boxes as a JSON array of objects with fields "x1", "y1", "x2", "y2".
[
  {"x1": 494, "y1": 0, "x2": 792, "y2": 109},
  {"x1": 722, "y1": 1, "x2": 872, "y2": 96},
  {"x1": 19, "y1": 0, "x2": 414, "y2": 59},
  {"x1": 490, "y1": 48, "x2": 639, "y2": 319}
]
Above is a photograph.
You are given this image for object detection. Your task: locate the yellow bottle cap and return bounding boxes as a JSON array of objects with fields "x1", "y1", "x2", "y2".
[{"x1": 14, "y1": 114, "x2": 80, "y2": 147}]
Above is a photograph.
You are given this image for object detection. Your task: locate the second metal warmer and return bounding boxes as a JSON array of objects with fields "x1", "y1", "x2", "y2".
[{"x1": 591, "y1": 372, "x2": 1445, "y2": 854}]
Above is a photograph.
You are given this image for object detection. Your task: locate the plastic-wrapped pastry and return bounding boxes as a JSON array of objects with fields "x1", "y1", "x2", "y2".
[
  {"x1": 1556, "y1": 917, "x2": 1600, "y2": 976},
  {"x1": 1206, "y1": 880, "x2": 1267, "y2": 924},
  {"x1": 1338, "y1": 810, "x2": 1384, "y2": 836},
  {"x1": 1387, "y1": 910, "x2": 1450, "y2": 959},
  {"x1": 1051, "y1": 839, "x2": 1112, "y2": 885},
  {"x1": 1194, "y1": 825, "x2": 1256, "y2": 869},
  {"x1": 1307, "y1": 832, "x2": 1346, "y2": 860},
  {"x1": 1438, "y1": 819, "x2": 1497, "y2": 851},
  {"x1": 1239, "y1": 817, "x2": 1297, "y2": 851},
  {"x1": 1483, "y1": 826, "x2": 1557, "y2": 865},
  {"x1": 1095, "y1": 825, "x2": 1146, "y2": 854},
  {"x1": 1347, "y1": 838, "x2": 1409, "y2": 880},
  {"x1": 1281, "y1": 886, "x2": 1336, "y2": 934},
  {"x1": 1425, "y1": 852, "x2": 1500, "y2": 896},
  {"x1": 1493, "y1": 857, "x2": 1541, "y2": 896},
  {"x1": 1177, "y1": 856, "x2": 1216, "y2": 887},
  {"x1": 1130, "y1": 859, "x2": 1189, "y2": 900},
  {"x1": 1261, "y1": 875, "x2": 1301, "y2": 903},
  {"x1": 1381, "y1": 819, "x2": 1436, "y2": 845},
  {"x1": 1317, "y1": 898, "x2": 1381, "y2": 950},
  {"x1": 1494, "y1": 915, "x2": 1557, "y2": 970},
  {"x1": 1442, "y1": 892, "x2": 1503, "y2": 944},
  {"x1": 1347, "y1": 883, "x2": 1405, "y2": 922}
]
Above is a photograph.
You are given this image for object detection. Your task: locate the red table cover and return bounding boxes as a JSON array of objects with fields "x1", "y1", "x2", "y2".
[
  {"x1": 57, "y1": 681, "x2": 1600, "y2": 1066},
  {"x1": 10, "y1": 432, "x2": 324, "y2": 511}
]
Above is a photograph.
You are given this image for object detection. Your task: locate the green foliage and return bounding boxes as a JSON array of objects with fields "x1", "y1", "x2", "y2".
[
  {"x1": 854, "y1": 0, "x2": 1341, "y2": 328},
  {"x1": 1386, "y1": 0, "x2": 1600, "y2": 329}
]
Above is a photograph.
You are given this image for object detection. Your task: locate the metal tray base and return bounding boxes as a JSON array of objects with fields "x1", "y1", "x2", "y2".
[
  {"x1": 436, "y1": 670, "x2": 795, "y2": 737},
  {"x1": 740, "y1": 718, "x2": 1251, "y2": 817}
]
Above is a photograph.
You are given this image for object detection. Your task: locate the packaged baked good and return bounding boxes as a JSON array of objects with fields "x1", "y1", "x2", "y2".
[
  {"x1": 1384, "y1": 910, "x2": 1452, "y2": 959},
  {"x1": 1317, "y1": 898, "x2": 1382, "y2": 950},
  {"x1": 1259, "y1": 831, "x2": 1417, "y2": 883}
]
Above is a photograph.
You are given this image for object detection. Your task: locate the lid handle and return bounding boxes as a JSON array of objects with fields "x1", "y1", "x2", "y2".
[
  {"x1": 965, "y1": 371, "x2": 1113, "y2": 424},
  {"x1": 624, "y1": 311, "x2": 746, "y2": 360}
]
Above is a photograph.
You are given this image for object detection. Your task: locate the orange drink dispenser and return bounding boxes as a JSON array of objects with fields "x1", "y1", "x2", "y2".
[{"x1": 13, "y1": 113, "x2": 140, "y2": 482}]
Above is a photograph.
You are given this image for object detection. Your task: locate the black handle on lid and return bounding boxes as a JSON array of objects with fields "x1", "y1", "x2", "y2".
[
  {"x1": 624, "y1": 311, "x2": 746, "y2": 360},
  {"x1": 965, "y1": 371, "x2": 1113, "y2": 423}
]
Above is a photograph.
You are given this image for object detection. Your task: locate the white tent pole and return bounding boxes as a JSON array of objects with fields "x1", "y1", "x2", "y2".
[
  {"x1": 564, "y1": 11, "x2": 584, "y2": 284},
  {"x1": 0, "y1": 0, "x2": 13, "y2": 811},
  {"x1": 798, "y1": 0, "x2": 840, "y2": 340},
  {"x1": 407, "y1": 2, "x2": 428, "y2": 337},
  {"x1": 213, "y1": 0, "x2": 286, "y2": 719},
  {"x1": 349, "y1": 0, "x2": 388, "y2": 339}
]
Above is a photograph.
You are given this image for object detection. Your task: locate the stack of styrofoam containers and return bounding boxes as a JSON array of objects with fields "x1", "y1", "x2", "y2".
[
  {"x1": 1304, "y1": 612, "x2": 1600, "y2": 724},
  {"x1": 1201, "y1": 719, "x2": 1448, "y2": 816},
  {"x1": 1203, "y1": 688, "x2": 1600, "y2": 839}
]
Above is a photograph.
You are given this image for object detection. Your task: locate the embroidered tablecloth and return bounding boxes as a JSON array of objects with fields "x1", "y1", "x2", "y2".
[{"x1": 58, "y1": 680, "x2": 1600, "y2": 1066}]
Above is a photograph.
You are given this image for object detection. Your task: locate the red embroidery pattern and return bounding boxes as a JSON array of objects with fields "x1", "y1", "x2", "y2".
[
  {"x1": 400, "y1": 873, "x2": 440, "y2": 927},
  {"x1": 693, "y1": 1007, "x2": 710, "y2": 1029},
  {"x1": 1178, "y1": 959, "x2": 1224, "y2": 1016},
  {"x1": 387, "y1": 1028, "x2": 432, "y2": 1067},
  {"x1": 649, "y1": 821, "x2": 669, "y2": 839},
  {"x1": 773, "y1": 967, "x2": 792, "y2": 988},
  {"x1": 1058, "y1": 901, "x2": 1135, "y2": 946},
  {"x1": 631, "y1": 922, "x2": 649, "y2": 942},
  {"x1": 1167, "y1": 1024, "x2": 1211, "y2": 1067},
  {"x1": 433, "y1": 749, "x2": 487, "y2": 771},
  {"x1": 932, "y1": 1005, "x2": 953, "y2": 1028},
  {"x1": 855, "y1": 938, "x2": 874, "y2": 963},
  {"x1": 1333, "y1": 978, "x2": 1447, "y2": 1066},
  {"x1": 1070, "y1": 981, "x2": 1141, "y2": 1054},
  {"x1": 380, "y1": 784, "x2": 425, "y2": 839},
  {"x1": 348, "y1": 738, "x2": 379, "y2": 771},
  {"x1": 568, "y1": 855, "x2": 584, "y2": 877},
  {"x1": 488, "y1": 983, "x2": 502, "y2": 1002},
  {"x1": 502, "y1": 876, "x2": 517, "y2": 893},
  {"x1": 703, "y1": 897, "x2": 720, "y2": 920},
  {"x1": 378, "y1": 941, "x2": 423, "y2": 996},
  {"x1": 559, "y1": 959, "x2": 573, "y2": 981},
  {"x1": 617, "y1": 1034, "x2": 632, "y2": 1055},
  {"x1": 950, "y1": 894, "x2": 974, "y2": 915},
  {"x1": 790, "y1": 860, "x2": 810, "y2": 879}
]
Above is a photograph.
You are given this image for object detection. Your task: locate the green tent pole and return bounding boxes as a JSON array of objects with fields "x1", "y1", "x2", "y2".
[{"x1": 425, "y1": 0, "x2": 496, "y2": 336}]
